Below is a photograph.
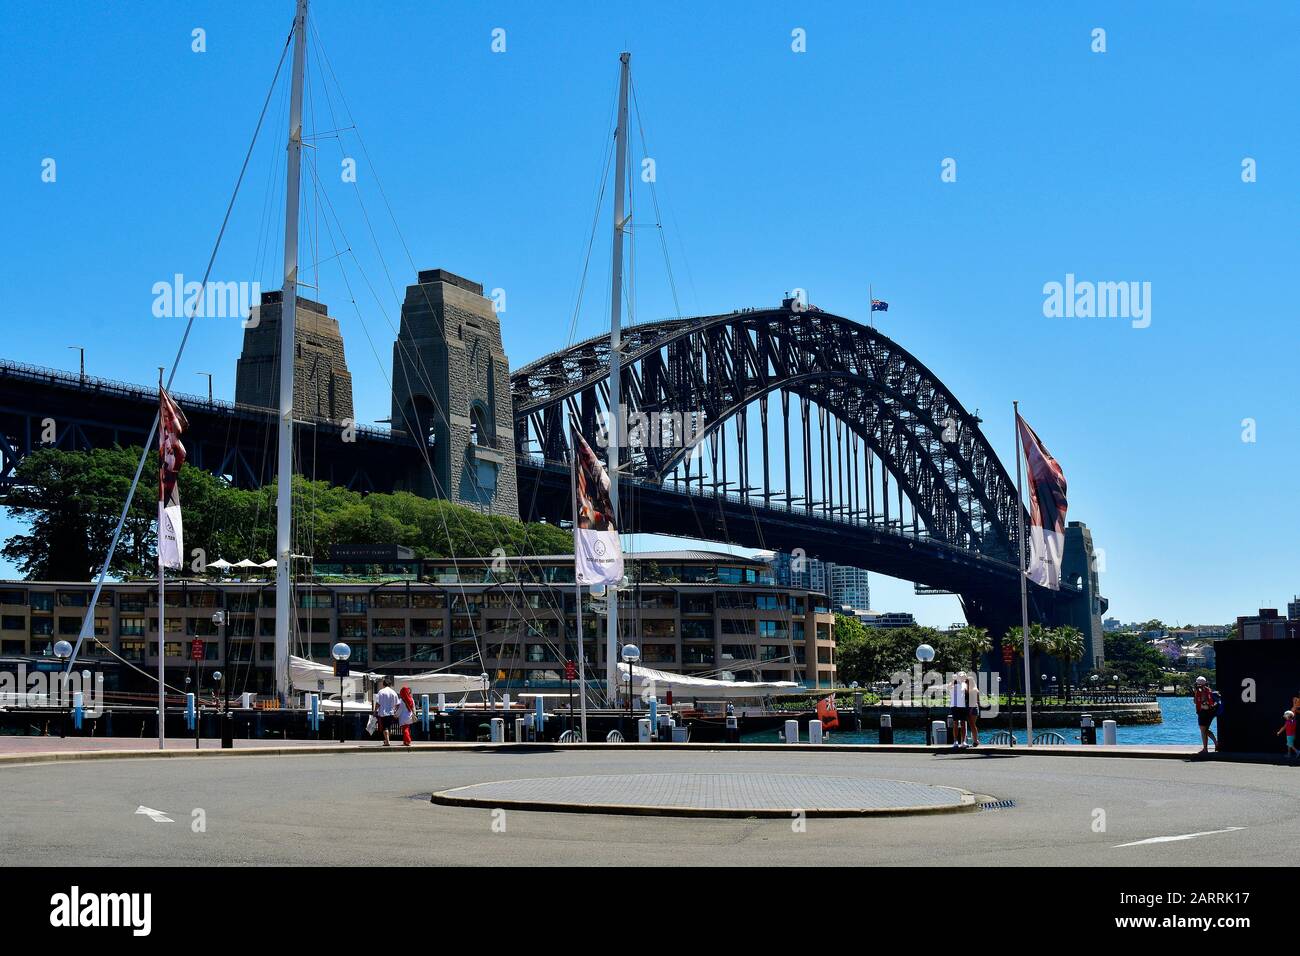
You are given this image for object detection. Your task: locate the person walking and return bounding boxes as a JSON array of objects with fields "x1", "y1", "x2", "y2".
[
  {"x1": 1192, "y1": 675, "x2": 1217, "y2": 754},
  {"x1": 1277, "y1": 710, "x2": 1297, "y2": 759},
  {"x1": 374, "y1": 677, "x2": 399, "y2": 747},
  {"x1": 965, "y1": 673, "x2": 981, "y2": 748},
  {"x1": 948, "y1": 671, "x2": 969, "y2": 749},
  {"x1": 397, "y1": 685, "x2": 416, "y2": 748}
]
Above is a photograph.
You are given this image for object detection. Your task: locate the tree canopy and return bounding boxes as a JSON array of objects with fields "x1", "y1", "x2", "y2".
[{"x1": 2, "y1": 447, "x2": 572, "y2": 580}]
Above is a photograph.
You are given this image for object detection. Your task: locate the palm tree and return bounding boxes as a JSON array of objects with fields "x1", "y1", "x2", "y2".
[
  {"x1": 1047, "y1": 625, "x2": 1085, "y2": 703},
  {"x1": 950, "y1": 626, "x2": 992, "y2": 672},
  {"x1": 1027, "y1": 623, "x2": 1053, "y2": 696}
]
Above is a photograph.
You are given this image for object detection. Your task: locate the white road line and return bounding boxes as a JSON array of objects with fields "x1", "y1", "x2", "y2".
[
  {"x1": 1113, "y1": 826, "x2": 1244, "y2": 847},
  {"x1": 134, "y1": 805, "x2": 174, "y2": 823}
]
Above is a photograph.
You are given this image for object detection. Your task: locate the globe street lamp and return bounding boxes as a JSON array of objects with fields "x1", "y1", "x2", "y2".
[
  {"x1": 915, "y1": 643, "x2": 935, "y2": 745},
  {"x1": 53, "y1": 640, "x2": 72, "y2": 738},
  {"x1": 331, "y1": 642, "x2": 351, "y2": 742}
]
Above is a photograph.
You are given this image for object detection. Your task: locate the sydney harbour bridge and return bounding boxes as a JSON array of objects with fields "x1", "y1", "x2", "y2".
[{"x1": 0, "y1": 270, "x2": 1105, "y2": 659}]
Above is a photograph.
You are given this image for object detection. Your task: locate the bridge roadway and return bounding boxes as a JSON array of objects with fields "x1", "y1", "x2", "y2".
[{"x1": 0, "y1": 747, "x2": 1283, "y2": 866}]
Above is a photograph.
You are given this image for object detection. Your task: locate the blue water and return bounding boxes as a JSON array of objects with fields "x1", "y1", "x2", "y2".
[{"x1": 745, "y1": 697, "x2": 1199, "y2": 746}]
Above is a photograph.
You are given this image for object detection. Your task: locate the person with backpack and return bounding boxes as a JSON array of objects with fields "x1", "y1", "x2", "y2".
[{"x1": 1193, "y1": 675, "x2": 1218, "y2": 754}]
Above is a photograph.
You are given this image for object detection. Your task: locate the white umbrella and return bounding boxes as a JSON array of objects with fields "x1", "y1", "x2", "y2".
[
  {"x1": 233, "y1": 559, "x2": 260, "y2": 569},
  {"x1": 206, "y1": 559, "x2": 233, "y2": 570},
  {"x1": 259, "y1": 559, "x2": 277, "y2": 569}
]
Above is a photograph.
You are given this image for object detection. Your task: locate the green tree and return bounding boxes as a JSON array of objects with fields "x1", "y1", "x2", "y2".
[
  {"x1": 947, "y1": 625, "x2": 991, "y2": 672},
  {"x1": 1103, "y1": 631, "x2": 1166, "y2": 687},
  {"x1": 1046, "y1": 625, "x2": 1085, "y2": 701}
]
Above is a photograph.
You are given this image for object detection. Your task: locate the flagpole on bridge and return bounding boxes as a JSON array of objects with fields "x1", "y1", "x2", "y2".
[{"x1": 1013, "y1": 400, "x2": 1034, "y2": 745}]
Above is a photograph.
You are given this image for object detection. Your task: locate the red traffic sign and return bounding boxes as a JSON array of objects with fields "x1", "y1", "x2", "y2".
[
  {"x1": 1002, "y1": 644, "x2": 1015, "y2": 665},
  {"x1": 564, "y1": 660, "x2": 577, "y2": 681},
  {"x1": 191, "y1": 639, "x2": 205, "y2": 662}
]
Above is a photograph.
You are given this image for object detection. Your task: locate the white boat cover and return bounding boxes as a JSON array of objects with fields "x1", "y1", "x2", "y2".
[
  {"x1": 616, "y1": 662, "x2": 805, "y2": 699},
  {"x1": 289, "y1": 655, "x2": 486, "y2": 697}
]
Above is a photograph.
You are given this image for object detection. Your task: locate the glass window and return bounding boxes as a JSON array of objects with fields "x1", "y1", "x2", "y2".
[
  {"x1": 31, "y1": 618, "x2": 53, "y2": 636},
  {"x1": 373, "y1": 618, "x2": 405, "y2": 638},
  {"x1": 1, "y1": 615, "x2": 24, "y2": 630},
  {"x1": 372, "y1": 643, "x2": 405, "y2": 663},
  {"x1": 57, "y1": 617, "x2": 81, "y2": 635},
  {"x1": 682, "y1": 647, "x2": 714, "y2": 666},
  {"x1": 120, "y1": 639, "x2": 145, "y2": 661},
  {"x1": 29, "y1": 593, "x2": 54, "y2": 612},
  {"x1": 0, "y1": 590, "x2": 24, "y2": 605},
  {"x1": 643, "y1": 644, "x2": 676, "y2": 663},
  {"x1": 120, "y1": 617, "x2": 146, "y2": 637},
  {"x1": 412, "y1": 643, "x2": 444, "y2": 663},
  {"x1": 1, "y1": 639, "x2": 26, "y2": 654},
  {"x1": 57, "y1": 591, "x2": 88, "y2": 607},
  {"x1": 721, "y1": 619, "x2": 755, "y2": 635}
]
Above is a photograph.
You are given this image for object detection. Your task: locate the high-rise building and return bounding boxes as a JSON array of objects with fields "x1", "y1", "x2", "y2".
[
  {"x1": 771, "y1": 552, "x2": 869, "y2": 613},
  {"x1": 1288, "y1": 596, "x2": 1300, "y2": 621}
]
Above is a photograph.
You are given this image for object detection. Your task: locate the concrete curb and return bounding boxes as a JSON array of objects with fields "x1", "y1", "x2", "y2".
[
  {"x1": 429, "y1": 782, "x2": 979, "y2": 819},
  {"x1": 0, "y1": 739, "x2": 1218, "y2": 766}
]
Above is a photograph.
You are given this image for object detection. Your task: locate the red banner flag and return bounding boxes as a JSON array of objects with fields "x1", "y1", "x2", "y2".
[
  {"x1": 1016, "y1": 412, "x2": 1067, "y2": 590},
  {"x1": 158, "y1": 388, "x2": 189, "y2": 569}
]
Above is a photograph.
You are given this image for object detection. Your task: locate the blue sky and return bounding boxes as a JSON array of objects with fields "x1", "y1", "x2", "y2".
[{"x1": 2, "y1": 1, "x2": 1297, "y2": 626}]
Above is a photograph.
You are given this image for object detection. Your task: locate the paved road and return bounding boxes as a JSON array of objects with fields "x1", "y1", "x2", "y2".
[{"x1": 1, "y1": 749, "x2": 1293, "y2": 865}]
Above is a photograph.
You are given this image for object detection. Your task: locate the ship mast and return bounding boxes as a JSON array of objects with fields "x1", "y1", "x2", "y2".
[
  {"x1": 605, "y1": 52, "x2": 630, "y2": 699},
  {"x1": 275, "y1": 0, "x2": 308, "y2": 703}
]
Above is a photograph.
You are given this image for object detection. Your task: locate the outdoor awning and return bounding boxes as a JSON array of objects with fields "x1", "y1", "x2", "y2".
[
  {"x1": 616, "y1": 662, "x2": 805, "y2": 699},
  {"x1": 289, "y1": 655, "x2": 487, "y2": 697}
]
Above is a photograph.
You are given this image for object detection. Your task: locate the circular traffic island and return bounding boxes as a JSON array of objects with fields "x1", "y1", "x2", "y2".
[{"x1": 431, "y1": 772, "x2": 978, "y2": 818}]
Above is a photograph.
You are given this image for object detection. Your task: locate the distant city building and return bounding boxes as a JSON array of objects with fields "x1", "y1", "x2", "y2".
[
  {"x1": 771, "y1": 553, "x2": 869, "y2": 613},
  {"x1": 1102, "y1": 617, "x2": 1121, "y2": 632},
  {"x1": 859, "y1": 610, "x2": 916, "y2": 630},
  {"x1": 1289, "y1": 596, "x2": 1300, "y2": 621},
  {"x1": 1236, "y1": 608, "x2": 1295, "y2": 641}
]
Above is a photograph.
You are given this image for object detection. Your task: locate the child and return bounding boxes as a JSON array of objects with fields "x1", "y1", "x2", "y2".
[{"x1": 1277, "y1": 710, "x2": 1297, "y2": 758}]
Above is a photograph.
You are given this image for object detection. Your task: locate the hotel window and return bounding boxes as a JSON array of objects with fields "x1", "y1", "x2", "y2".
[
  {"x1": 120, "y1": 639, "x2": 145, "y2": 661},
  {"x1": 642, "y1": 620, "x2": 676, "y2": 639},
  {"x1": 259, "y1": 618, "x2": 277, "y2": 637},
  {"x1": 153, "y1": 618, "x2": 182, "y2": 634},
  {"x1": 149, "y1": 641, "x2": 183, "y2": 658},
  {"x1": 0, "y1": 590, "x2": 24, "y2": 605},
  {"x1": 720, "y1": 645, "x2": 752, "y2": 662},
  {"x1": 309, "y1": 643, "x2": 330, "y2": 660},
  {"x1": 373, "y1": 618, "x2": 405, "y2": 638},
  {"x1": 259, "y1": 643, "x2": 275, "y2": 660},
  {"x1": 31, "y1": 619, "x2": 53, "y2": 637},
  {"x1": 57, "y1": 617, "x2": 80, "y2": 635},
  {"x1": 187, "y1": 591, "x2": 218, "y2": 608},
  {"x1": 228, "y1": 642, "x2": 253, "y2": 662},
  {"x1": 119, "y1": 594, "x2": 146, "y2": 612},
  {"x1": 642, "y1": 645, "x2": 676, "y2": 664},
  {"x1": 338, "y1": 594, "x2": 369, "y2": 613},
  {"x1": 721, "y1": 619, "x2": 755, "y2": 635},
  {"x1": 1, "y1": 639, "x2": 25, "y2": 655},
  {"x1": 372, "y1": 643, "x2": 405, "y2": 663},
  {"x1": 757, "y1": 620, "x2": 787, "y2": 640},
  {"x1": 681, "y1": 594, "x2": 713, "y2": 614},
  {"x1": 297, "y1": 592, "x2": 333, "y2": 609},
  {"x1": 681, "y1": 621, "x2": 711, "y2": 642},
  {"x1": 410, "y1": 591, "x2": 445, "y2": 609},
  {"x1": 793, "y1": 645, "x2": 807, "y2": 664},
  {"x1": 817, "y1": 647, "x2": 833, "y2": 664},
  {"x1": 526, "y1": 644, "x2": 558, "y2": 663},
  {"x1": 682, "y1": 647, "x2": 714, "y2": 666},
  {"x1": 410, "y1": 619, "x2": 443, "y2": 639},
  {"x1": 759, "y1": 645, "x2": 786, "y2": 662},
  {"x1": 1, "y1": 616, "x2": 24, "y2": 630},
  {"x1": 188, "y1": 617, "x2": 217, "y2": 636},
  {"x1": 338, "y1": 617, "x2": 367, "y2": 639},
  {"x1": 229, "y1": 616, "x2": 255, "y2": 637},
  {"x1": 755, "y1": 594, "x2": 781, "y2": 610},
  {"x1": 373, "y1": 592, "x2": 407, "y2": 609},
  {"x1": 30, "y1": 593, "x2": 54, "y2": 613},
  {"x1": 297, "y1": 617, "x2": 332, "y2": 634},
  {"x1": 120, "y1": 617, "x2": 146, "y2": 637},
  {"x1": 57, "y1": 591, "x2": 87, "y2": 607},
  {"x1": 412, "y1": 643, "x2": 444, "y2": 663},
  {"x1": 788, "y1": 596, "x2": 804, "y2": 614}
]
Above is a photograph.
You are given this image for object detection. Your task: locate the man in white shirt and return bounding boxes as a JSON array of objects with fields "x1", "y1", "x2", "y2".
[
  {"x1": 948, "y1": 672, "x2": 969, "y2": 748},
  {"x1": 374, "y1": 677, "x2": 400, "y2": 747}
]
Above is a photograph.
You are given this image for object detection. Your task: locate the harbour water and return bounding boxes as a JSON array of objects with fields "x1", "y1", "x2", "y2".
[{"x1": 744, "y1": 697, "x2": 1199, "y2": 746}]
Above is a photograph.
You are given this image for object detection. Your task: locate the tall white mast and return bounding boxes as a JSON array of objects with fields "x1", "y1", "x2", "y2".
[
  {"x1": 605, "y1": 52, "x2": 630, "y2": 699},
  {"x1": 275, "y1": 0, "x2": 308, "y2": 703}
]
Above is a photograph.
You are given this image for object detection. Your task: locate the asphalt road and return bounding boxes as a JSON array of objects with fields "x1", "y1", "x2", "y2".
[{"x1": 1, "y1": 749, "x2": 1293, "y2": 865}]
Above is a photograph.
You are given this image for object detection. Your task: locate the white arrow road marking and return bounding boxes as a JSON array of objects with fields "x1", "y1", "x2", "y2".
[
  {"x1": 1114, "y1": 826, "x2": 1244, "y2": 847},
  {"x1": 135, "y1": 805, "x2": 174, "y2": 823}
]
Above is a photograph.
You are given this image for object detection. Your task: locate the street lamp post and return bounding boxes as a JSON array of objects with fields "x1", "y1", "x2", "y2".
[
  {"x1": 67, "y1": 346, "x2": 84, "y2": 383},
  {"x1": 196, "y1": 371, "x2": 213, "y2": 403},
  {"x1": 53, "y1": 640, "x2": 72, "y2": 738},
  {"x1": 332, "y1": 642, "x2": 351, "y2": 742},
  {"x1": 621, "y1": 644, "x2": 640, "y2": 738},
  {"x1": 915, "y1": 643, "x2": 935, "y2": 745}
]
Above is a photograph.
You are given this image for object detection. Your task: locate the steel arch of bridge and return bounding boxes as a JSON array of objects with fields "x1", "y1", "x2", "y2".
[{"x1": 512, "y1": 305, "x2": 1024, "y2": 564}]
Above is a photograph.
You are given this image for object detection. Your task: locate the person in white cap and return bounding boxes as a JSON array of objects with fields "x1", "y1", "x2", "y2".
[{"x1": 1192, "y1": 675, "x2": 1217, "y2": 754}]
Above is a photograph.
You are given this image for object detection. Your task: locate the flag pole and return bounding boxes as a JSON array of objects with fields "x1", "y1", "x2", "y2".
[
  {"x1": 157, "y1": 375, "x2": 166, "y2": 751},
  {"x1": 570, "y1": 432, "x2": 589, "y2": 742},
  {"x1": 1014, "y1": 400, "x2": 1034, "y2": 744}
]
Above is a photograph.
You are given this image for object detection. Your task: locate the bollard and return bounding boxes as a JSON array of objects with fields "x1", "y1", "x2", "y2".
[
  {"x1": 307, "y1": 693, "x2": 320, "y2": 732},
  {"x1": 1102, "y1": 719, "x2": 1117, "y2": 746},
  {"x1": 490, "y1": 717, "x2": 505, "y2": 742},
  {"x1": 185, "y1": 693, "x2": 196, "y2": 732},
  {"x1": 638, "y1": 718, "x2": 652, "y2": 743},
  {"x1": 239, "y1": 691, "x2": 254, "y2": 709},
  {"x1": 437, "y1": 693, "x2": 446, "y2": 712},
  {"x1": 725, "y1": 714, "x2": 739, "y2": 743},
  {"x1": 879, "y1": 712, "x2": 893, "y2": 745},
  {"x1": 502, "y1": 694, "x2": 510, "y2": 711},
  {"x1": 648, "y1": 698, "x2": 658, "y2": 739},
  {"x1": 1080, "y1": 713, "x2": 1096, "y2": 745},
  {"x1": 808, "y1": 718, "x2": 824, "y2": 745},
  {"x1": 783, "y1": 718, "x2": 799, "y2": 744},
  {"x1": 420, "y1": 694, "x2": 431, "y2": 734},
  {"x1": 535, "y1": 695, "x2": 545, "y2": 740},
  {"x1": 73, "y1": 691, "x2": 84, "y2": 731},
  {"x1": 514, "y1": 717, "x2": 525, "y2": 742},
  {"x1": 931, "y1": 720, "x2": 948, "y2": 745}
]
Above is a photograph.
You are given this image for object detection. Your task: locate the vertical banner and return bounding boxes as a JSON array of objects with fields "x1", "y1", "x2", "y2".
[
  {"x1": 1016, "y1": 411, "x2": 1067, "y2": 590},
  {"x1": 158, "y1": 388, "x2": 189, "y2": 569},
  {"x1": 571, "y1": 422, "x2": 623, "y2": 586}
]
